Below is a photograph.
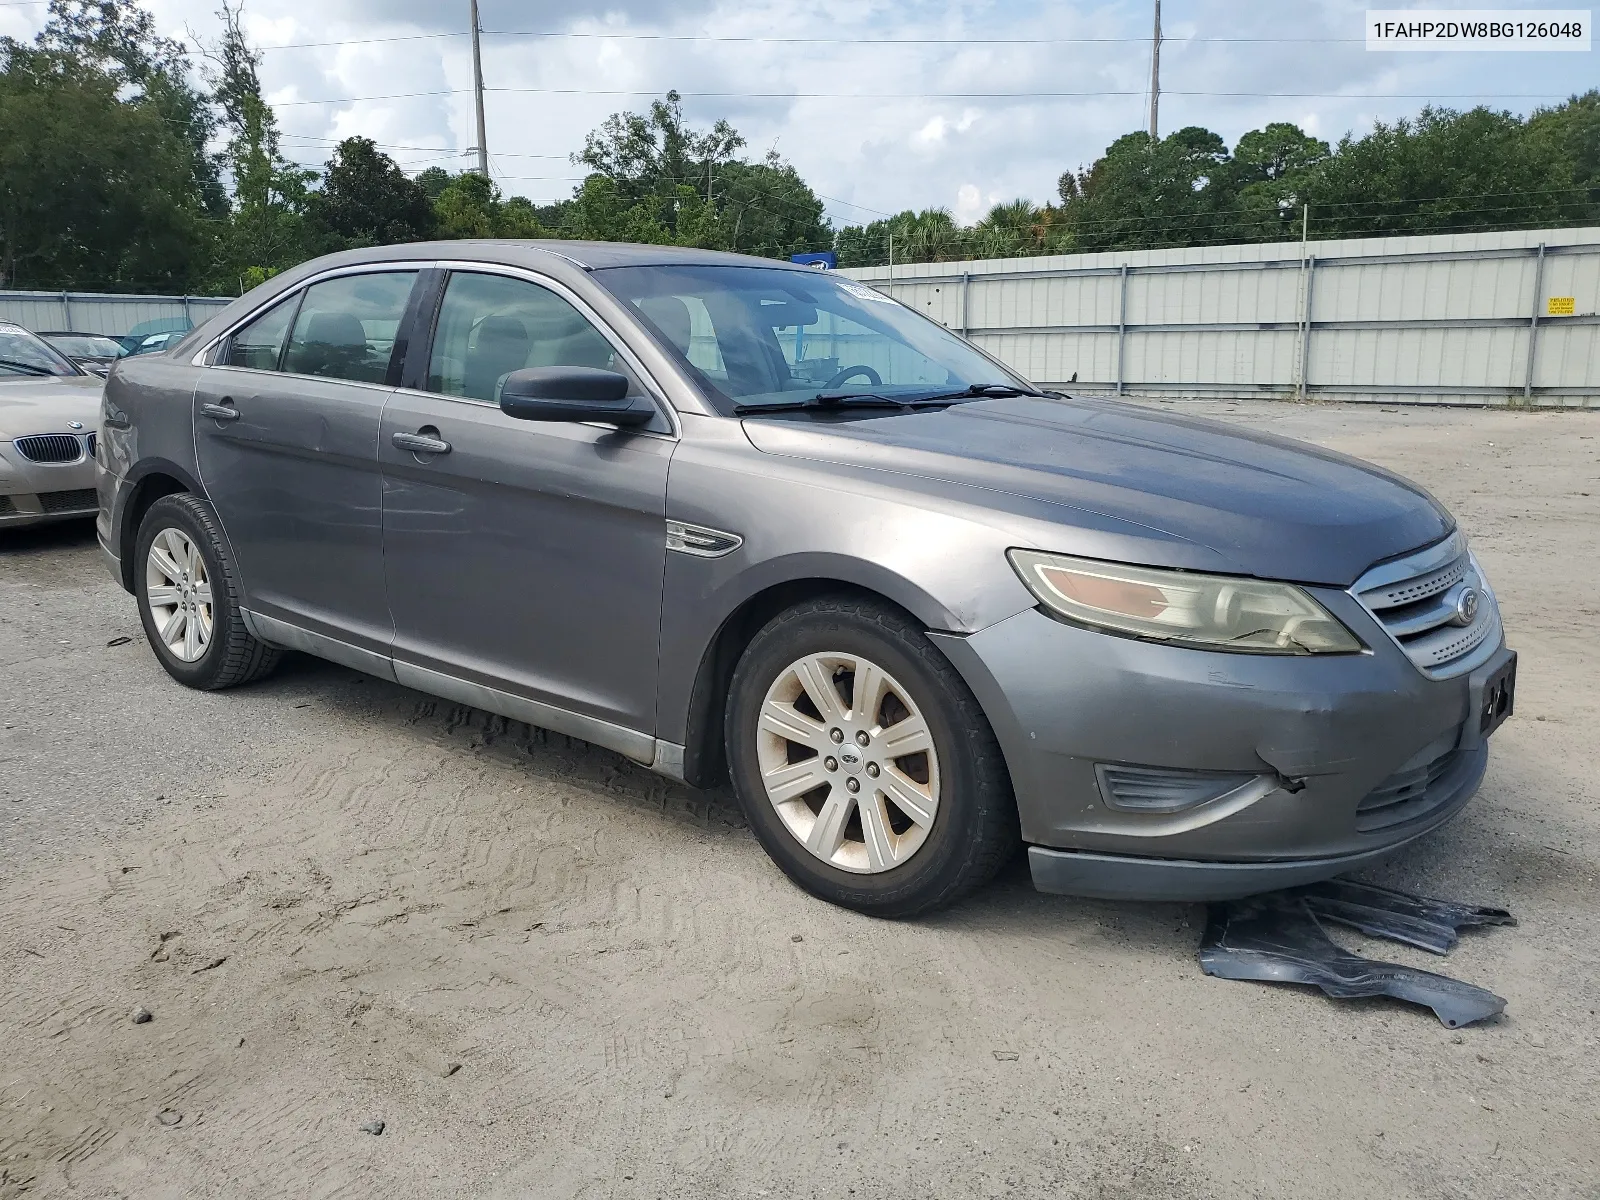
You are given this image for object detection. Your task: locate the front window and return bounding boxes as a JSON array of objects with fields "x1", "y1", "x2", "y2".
[
  {"x1": 0, "y1": 325, "x2": 81, "y2": 377},
  {"x1": 593, "y1": 264, "x2": 1022, "y2": 415},
  {"x1": 426, "y1": 270, "x2": 642, "y2": 404}
]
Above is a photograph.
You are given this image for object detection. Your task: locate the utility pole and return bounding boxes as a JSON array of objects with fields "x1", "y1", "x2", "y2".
[
  {"x1": 1148, "y1": 0, "x2": 1162, "y2": 140},
  {"x1": 469, "y1": 0, "x2": 488, "y2": 176}
]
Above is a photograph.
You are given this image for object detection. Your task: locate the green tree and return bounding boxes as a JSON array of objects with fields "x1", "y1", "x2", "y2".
[
  {"x1": 415, "y1": 166, "x2": 454, "y2": 202},
  {"x1": 710, "y1": 154, "x2": 830, "y2": 257},
  {"x1": 573, "y1": 92, "x2": 828, "y2": 256},
  {"x1": 577, "y1": 89, "x2": 744, "y2": 211},
  {"x1": 432, "y1": 171, "x2": 551, "y2": 239},
  {"x1": 1525, "y1": 90, "x2": 1600, "y2": 209},
  {"x1": 1222, "y1": 123, "x2": 1330, "y2": 240},
  {"x1": 0, "y1": 1, "x2": 211, "y2": 289},
  {"x1": 309, "y1": 137, "x2": 436, "y2": 248},
  {"x1": 1312, "y1": 105, "x2": 1583, "y2": 238},
  {"x1": 204, "y1": 0, "x2": 316, "y2": 288},
  {"x1": 835, "y1": 209, "x2": 963, "y2": 267},
  {"x1": 1065, "y1": 126, "x2": 1236, "y2": 251},
  {"x1": 34, "y1": 0, "x2": 225, "y2": 221}
]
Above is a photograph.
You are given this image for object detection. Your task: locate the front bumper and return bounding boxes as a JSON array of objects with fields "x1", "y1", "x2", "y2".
[
  {"x1": 0, "y1": 440, "x2": 99, "y2": 528},
  {"x1": 931, "y1": 593, "x2": 1512, "y2": 902}
]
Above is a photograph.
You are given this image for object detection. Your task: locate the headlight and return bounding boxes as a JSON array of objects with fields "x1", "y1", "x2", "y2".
[{"x1": 1007, "y1": 549, "x2": 1363, "y2": 654}]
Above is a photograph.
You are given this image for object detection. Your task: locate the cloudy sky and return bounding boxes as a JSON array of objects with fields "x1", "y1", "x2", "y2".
[{"x1": 3, "y1": 0, "x2": 1595, "y2": 225}]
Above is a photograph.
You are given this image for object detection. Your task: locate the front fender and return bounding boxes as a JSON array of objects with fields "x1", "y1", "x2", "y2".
[{"x1": 655, "y1": 419, "x2": 1042, "y2": 748}]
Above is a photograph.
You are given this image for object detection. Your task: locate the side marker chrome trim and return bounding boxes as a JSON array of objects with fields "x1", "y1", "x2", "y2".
[{"x1": 666, "y1": 520, "x2": 742, "y2": 558}]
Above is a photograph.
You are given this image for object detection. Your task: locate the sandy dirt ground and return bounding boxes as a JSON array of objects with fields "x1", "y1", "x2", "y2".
[{"x1": 1, "y1": 400, "x2": 1597, "y2": 1199}]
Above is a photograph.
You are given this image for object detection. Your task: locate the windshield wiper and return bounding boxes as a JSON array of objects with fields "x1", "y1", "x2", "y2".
[
  {"x1": 732, "y1": 383, "x2": 1046, "y2": 416},
  {"x1": 902, "y1": 383, "x2": 1053, "y2": 402},
  {"x1": 733, "y1": 393, "x2": 940, "y2": 416},
  {"x1": 0, "y1": 358, "x2": 54, "y2": 377}
]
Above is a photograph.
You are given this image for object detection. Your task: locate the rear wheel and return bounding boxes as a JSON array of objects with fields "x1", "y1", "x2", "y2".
[
  {"x1": 725, "y1": 596, "x2": 1017, "y2": 917},
  {"x1": 135, "y1": 493, "x2": 282, "y2": 690}
]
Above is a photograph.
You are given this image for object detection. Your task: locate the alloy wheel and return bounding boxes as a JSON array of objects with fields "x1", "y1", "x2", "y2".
[
  {"x1": 145, "y1": 527, "x2": 213, "y2": 663},
  {"x1": 755, "y1": 652, "x2": 941, "y2": 873}
]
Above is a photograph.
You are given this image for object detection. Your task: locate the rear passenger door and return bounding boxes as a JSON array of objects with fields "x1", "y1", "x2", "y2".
[
  {"x1": 194, "y1": 268, "x2": 421, "y2": 658},
  {"x1": 378, "y1": 267, "x2": 674, "y2": 739}
]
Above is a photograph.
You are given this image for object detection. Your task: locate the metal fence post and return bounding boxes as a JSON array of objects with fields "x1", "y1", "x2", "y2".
[
  {"x1": 1524, "y1": 243, "x2": 1546, "y2": 403},
  {"x1": 60, "y1": 291, "x2": 72, "y2": 330},
  {"x1": 960, "y1": 271, "x2": 970, "y2": 337},
  {"x1": 1297, "y1": 257, "x2": 1316, "y2": 400},
  {"x1": 1115, "y1": 263, "x2": 1129, "y2": 396}
]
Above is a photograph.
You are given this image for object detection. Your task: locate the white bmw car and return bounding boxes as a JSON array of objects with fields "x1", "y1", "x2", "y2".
[{"x1": 0, "y1": 322, "x2": 104, "y2": 528}]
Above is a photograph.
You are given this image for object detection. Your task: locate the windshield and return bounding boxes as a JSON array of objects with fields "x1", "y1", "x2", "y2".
[
  {"x1": 129, "y1": 333, "x2": 176, "y2": 355},
  {"x1": 44, "y1": 334, "x2": 123, "y2": 359},
  {"x1": 0, "y1": 326, "x2": 81, "y2": 377},
  {"x1": 593, "y1": 264, "x2": 1025, "y2": 415}
]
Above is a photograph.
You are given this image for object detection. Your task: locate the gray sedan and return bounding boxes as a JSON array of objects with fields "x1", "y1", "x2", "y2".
[
  {"x1": 1, "y1": 322, "x2": 104, "y2": 528},
  {"x1": 96, "y1": 242, "x2": 1515, "y2": 915}
]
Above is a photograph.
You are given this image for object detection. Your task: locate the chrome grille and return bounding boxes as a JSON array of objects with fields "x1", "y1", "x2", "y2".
[
  {"x1": 85, "y1": 432, "x2": 97, "y2": 458},
  {"x1": 38, "y1": 488, "x2": 96, "y2": 514},
  {"x1": 1350, "y1": 532, "x2": 1501, "y2": 679},
  {"x1": 14, "y1": 433, "x2": 84, "y2": 463}
]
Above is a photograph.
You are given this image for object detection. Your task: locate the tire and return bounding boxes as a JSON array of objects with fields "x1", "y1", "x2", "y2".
[
  {"x1": 134, "y1": 493, "x2": 282, "y2": 690},
  {"x1": 725, "y1": 595, "x2": 1018, "y2": 918}
]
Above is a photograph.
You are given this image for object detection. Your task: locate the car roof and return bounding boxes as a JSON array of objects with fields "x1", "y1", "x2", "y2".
[
  {"x1": 306, "y1": 239, "x2": 818, "y2": 272},
  {"x1": 498, "y1": 240, "x2": 817, "y2": 271}
]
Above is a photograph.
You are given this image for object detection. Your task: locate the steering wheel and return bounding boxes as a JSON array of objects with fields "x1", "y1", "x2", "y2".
[{"x1": 824, "y1": 364, "x2": 882, "y2": 389}]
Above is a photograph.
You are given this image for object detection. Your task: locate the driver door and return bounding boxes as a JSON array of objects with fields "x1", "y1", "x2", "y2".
[{"x1": 379, "y1": 268, "x2": 675, "y2": 740}]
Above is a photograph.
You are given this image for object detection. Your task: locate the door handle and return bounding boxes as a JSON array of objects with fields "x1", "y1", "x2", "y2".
[
  {"x1": 392, "y1": 431, "x2": 451, "y2": 455},
  {"x1": 200, "y1": 402, "x2": 240, "y2": 422}
]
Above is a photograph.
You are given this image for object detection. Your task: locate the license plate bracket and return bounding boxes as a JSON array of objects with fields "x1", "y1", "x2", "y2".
[{"x1": 1478, "y1": 653, "x2": 1517, "y2": 738}]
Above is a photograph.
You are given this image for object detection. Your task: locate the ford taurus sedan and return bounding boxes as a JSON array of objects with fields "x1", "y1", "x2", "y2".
[{"x1": 96, "y1": 242, "x2": 1516, "y2": 916}]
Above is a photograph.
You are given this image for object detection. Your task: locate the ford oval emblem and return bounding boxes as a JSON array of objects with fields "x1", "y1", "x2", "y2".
[
  {"x1": 66, "y1": 420, "x2": 84, "y2": 430},
  {"x1": 1452, "y1": 587, "x2": 1480, "y2": 627}
]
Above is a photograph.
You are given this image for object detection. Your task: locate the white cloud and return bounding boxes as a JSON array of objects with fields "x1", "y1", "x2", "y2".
[
  {"x1": 913, "y1": 116, "x2": 948, "y2": 150},
  {"x1": 955, "y1": 183, "x2": 1000, "y2": 224}
]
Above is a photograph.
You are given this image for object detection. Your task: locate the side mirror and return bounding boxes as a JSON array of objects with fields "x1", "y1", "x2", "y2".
[{"x1": 498, "y1": 366, "x2": 656, "y2": 426}]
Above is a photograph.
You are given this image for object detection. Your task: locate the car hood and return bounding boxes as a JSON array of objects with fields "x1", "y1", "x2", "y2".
[
  {"x1": 739, "y1": 395, "x2": 1452, "y2": 586},
  {"x1": 0, "y1": 374, "x2": 104, "y2": 441}
]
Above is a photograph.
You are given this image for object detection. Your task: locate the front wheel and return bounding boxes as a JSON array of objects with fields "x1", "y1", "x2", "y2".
[{"x1": 725, "y1": 596, "x2": 1018, "y2": 918}]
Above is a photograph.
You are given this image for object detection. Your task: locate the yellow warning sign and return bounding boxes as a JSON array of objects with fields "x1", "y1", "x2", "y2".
[{"x1": 1547, "y1": 296, "x2": 1576, "y2": 316}]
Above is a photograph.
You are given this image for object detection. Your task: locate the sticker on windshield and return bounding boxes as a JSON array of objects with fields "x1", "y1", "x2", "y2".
[{"x1": 834, "y1": 279, "x2": 896, "y2": 304}]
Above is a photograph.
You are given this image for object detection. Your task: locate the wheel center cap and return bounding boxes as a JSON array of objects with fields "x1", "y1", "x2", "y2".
[{"x1": 838, "y1": 744, "x2": 865, "y2": 774}]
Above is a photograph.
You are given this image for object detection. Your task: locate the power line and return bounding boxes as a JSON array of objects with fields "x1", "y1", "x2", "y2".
[
  {"x1": 272, "y1": 86, "x2": 1578, "y2": 106},
  {"x1": 277, "y1": 132, "x2": 569, "y2": 159},
  {"x1": 255, "y1": 30, "x2": 1419, "y2": 51}
]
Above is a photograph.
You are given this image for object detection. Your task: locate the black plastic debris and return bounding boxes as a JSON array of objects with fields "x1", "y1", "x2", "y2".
[
  {"x1": 1199, "y1": 889, "x2": 1510, "y2": 1028},
  {"x1": 1295, "y1": 879, "x2": 1516, "y2": 955}
]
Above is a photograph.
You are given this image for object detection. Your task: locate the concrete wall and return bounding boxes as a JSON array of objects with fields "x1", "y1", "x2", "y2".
[
  {"x1": 845, "y1": 227, "x2": 1600, "y2": 407},
  {"x1": 0, "y1": 291, "x2": 232, "y2": 338}
]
